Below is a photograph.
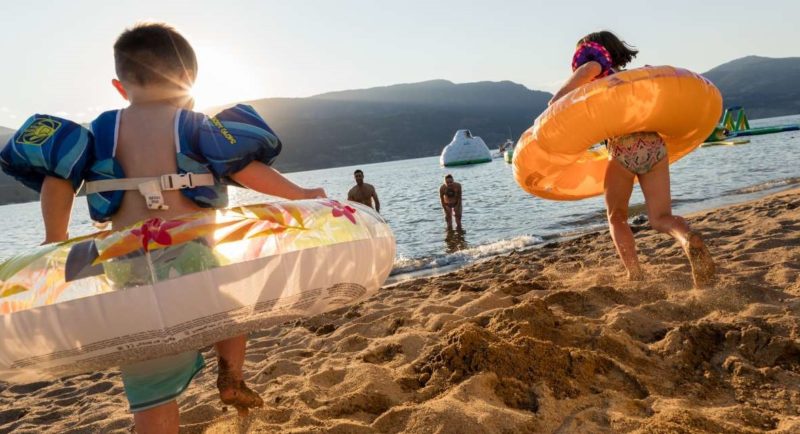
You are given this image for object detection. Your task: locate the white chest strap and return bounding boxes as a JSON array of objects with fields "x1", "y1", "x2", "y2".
[{"x1": 85, "y1": 173, "x2": 215, "y2": 210}]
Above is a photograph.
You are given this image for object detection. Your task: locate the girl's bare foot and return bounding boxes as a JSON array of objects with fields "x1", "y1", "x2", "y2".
[
  {"x1": 683, "y1": 232, "x2": 716, "y2": 288},
  {"x1": 217, "y1": 359, "x2": 264, "y2": 417}
]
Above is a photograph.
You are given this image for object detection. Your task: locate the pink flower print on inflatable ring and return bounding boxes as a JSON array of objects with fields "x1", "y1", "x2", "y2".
[
  {"x1": 322, "y1": 200, "x2": 358, "y2": 224},
  {"x1": 130, "y1": 218, "x2": 184, "y2": 252}
]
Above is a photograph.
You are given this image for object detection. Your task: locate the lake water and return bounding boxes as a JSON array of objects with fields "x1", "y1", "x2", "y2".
[{"x1": 1, "y1": 114, "x2": 798, "y2": 277}]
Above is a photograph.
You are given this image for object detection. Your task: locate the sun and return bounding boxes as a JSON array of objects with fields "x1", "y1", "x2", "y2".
[{"x1": 190, "y1": 45, "x2": 264, "y2": 111}]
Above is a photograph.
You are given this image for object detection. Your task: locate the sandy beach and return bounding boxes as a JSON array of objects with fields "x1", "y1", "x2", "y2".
[{"x1": 1, "y1": 188, "x2": 799, "y2": 433}]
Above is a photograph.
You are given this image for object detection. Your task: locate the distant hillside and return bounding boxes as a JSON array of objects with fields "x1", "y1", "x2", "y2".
[
  {"x1": 702, "y1": 56, "x2": 800, "y2": 118},
  {"x1": 0, "y1": 129, "x2": 38, "y2": 204},
  {"x1": 0, "y1": 176, "x2": 37, "y2": 204},
  {"x1": 0, "y1": 130, "x2": 38, "y2": 203},
  {"x1": 227, "y1": 80, "x2": 551, "y2": 173}
]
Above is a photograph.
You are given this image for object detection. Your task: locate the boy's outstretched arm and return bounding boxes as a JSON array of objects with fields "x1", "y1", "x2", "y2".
[
  {"x1": 40, "y1": 176, "x2": 75, "y2": 244},
  {"x1": 231, "y1": 161, "x2": 326, "y2": 200}
]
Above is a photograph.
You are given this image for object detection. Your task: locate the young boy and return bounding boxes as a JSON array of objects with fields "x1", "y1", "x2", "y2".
[{"x1": 2, "y1": 23, "x2": 325, "y2": 433}]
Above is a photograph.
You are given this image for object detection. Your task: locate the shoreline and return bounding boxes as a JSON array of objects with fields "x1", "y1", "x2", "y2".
[
  {"x1": 2, "y1": 187, "x2": 799, "y2": 432},
  {"x1": 387, "y1": 184, "x2": 800, "y2": 283}
]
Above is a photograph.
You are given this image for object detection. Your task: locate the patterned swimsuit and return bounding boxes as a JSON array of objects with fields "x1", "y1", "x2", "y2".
[
  {"x1": 607, "y1": 132, "x2": 667, "y2": 175},
  {"x1": 572, "y1": 42, "x2": 667, "y2": 175}
]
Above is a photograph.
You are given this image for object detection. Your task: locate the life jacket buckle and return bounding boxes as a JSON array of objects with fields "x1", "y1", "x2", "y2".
[
  {"x1": 138, "y1": 179, "x2": 169, "y2": 210},
  {"x1": 160, "y1": 173, "x2": 195, "y2": 190}
]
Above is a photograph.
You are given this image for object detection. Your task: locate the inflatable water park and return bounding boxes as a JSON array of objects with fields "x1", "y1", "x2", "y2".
[
  {"x1": 504, "y1": 148, "x2": 514, "y2": 163},
  {"x1": 704, "y1": 106, "x2": 800, "y2": 145},
  {"x1": 493, "y1": 139, "x2": 514, "y2": 160},
  {"x1": 495, "y1": 139, "x2": 515, "y2": 163},
  {"x1": 440, "y1": 129, "x2": 492, "y2": 167}
]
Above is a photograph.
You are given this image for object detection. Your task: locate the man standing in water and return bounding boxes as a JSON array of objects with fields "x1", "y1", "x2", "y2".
[
  {"x1": 347, "y1": 169, "x2": 380, "y2": 212},
  {"x1": 439, "y1": 174, "x2": 462, "y2": 231}
]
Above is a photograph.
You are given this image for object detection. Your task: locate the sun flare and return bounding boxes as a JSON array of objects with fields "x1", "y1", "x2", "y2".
[{"x1": 190, "y1": 45, "x2": 263, "y2": 111}]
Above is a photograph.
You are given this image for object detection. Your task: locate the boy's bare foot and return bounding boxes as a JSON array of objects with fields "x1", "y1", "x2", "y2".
[
  {"x1": 683, "y1": 232, "x2": 716, "y2": 288},
  {"x1": 217, "y1": 359, "x2": 264, "y2": 417},
  {"x1": 218, "y1": 380, "x2": 263, "y2": 417},
  {"x1": 627, "y1": 268, "x2": 645, "y2": 281}
]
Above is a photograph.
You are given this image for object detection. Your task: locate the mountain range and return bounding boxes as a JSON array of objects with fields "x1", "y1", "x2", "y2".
[
  {"x1": 220, "y1": 79, "x2": 551, "y2": 173},
  {"x1": 0, "y1": 55, "x2": 798, "y2": 205},
  {"x1": 702, "y1": 56, "x2": 800, "y2": 118}
]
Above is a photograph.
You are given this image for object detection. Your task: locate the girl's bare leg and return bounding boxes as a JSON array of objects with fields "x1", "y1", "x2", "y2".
[
  {"x1": 637, "y1": 158, "x2": 716, "y2": 287},
  {"x1": 604, "y1": 159, "x2": 643, "y2": 280}
]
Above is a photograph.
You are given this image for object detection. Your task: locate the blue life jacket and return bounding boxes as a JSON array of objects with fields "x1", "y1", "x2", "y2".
[{"x1": 1, "y1": 104, "x2": 282, "y2": 222}]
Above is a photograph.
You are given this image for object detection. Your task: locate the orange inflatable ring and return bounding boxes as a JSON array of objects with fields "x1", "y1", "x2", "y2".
[{"x1": 513, "y1": 66, "x2": 722, "y2": 200}]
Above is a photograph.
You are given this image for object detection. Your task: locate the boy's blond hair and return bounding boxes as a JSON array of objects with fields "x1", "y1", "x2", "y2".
[{"x1": 114, "y1": 22, "x2": 197, "y2": 86}]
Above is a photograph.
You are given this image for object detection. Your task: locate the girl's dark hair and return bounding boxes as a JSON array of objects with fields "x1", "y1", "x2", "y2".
[
  {"x1": 579, "y1": 31, "x2": 638, "y2": 68},
  {"x1": 114, "y1": 22, "x2": 197, "y2": 86}
]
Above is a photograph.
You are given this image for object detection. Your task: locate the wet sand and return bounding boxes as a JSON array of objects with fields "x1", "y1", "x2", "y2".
[{"x1": 2, "y1": 189, "x2": 799, "y2": 433}]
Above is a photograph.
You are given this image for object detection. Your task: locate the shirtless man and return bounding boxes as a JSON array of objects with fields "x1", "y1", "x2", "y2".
[
  {"x1": 439, "y1": 174, "x2": 462, "y2": 231},
  {"x1": 347, "y1": 169, "x2": 380, "y2": 212}
]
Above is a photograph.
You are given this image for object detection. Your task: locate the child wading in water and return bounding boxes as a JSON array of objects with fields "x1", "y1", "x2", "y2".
[
  {"x1": 548, "y1": 31, "x2": 716, "y2": 288},
  {"x1": 2, "y1": 23, "x2": 325, "y2": 433}
]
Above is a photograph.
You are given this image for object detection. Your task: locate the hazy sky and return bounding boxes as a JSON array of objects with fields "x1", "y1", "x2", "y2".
[{"x1": 1, "y1": 0, "x2": 797, "y2": 128}]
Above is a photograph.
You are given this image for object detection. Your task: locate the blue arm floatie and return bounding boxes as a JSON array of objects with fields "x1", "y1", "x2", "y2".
[
  {"x1": 0, "y1": 114, "x2": 91, "y2": 192},
  {"x1": 197, "y1": 104, "x2": 282, "y2": 183}
]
